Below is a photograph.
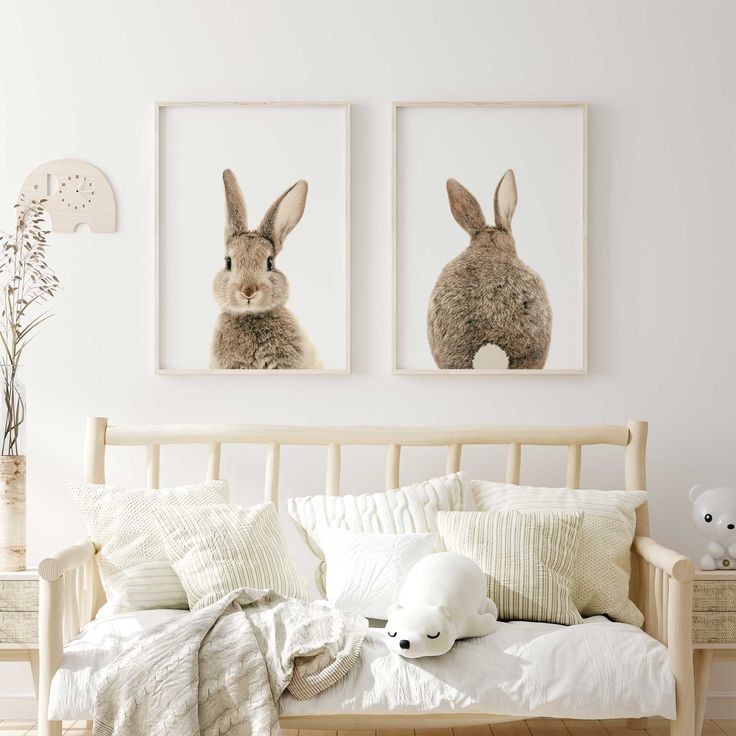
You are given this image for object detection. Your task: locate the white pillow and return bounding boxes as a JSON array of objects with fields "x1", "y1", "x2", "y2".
[
  {"x1": 156, "y1": 502, "x2": 310, "y2": 610},
  {"x1": 472, "y1": 480, "x2": 648, "y2": 625},
  {"x1": 319, "y1": 527, "x2": 438, "y2": 619},
  {"x1": 70, "y1": 480, "x2": 230, "y2": 614},
  {"x1": 287, "y1": 472, "x2": 466, "y2": 591}
]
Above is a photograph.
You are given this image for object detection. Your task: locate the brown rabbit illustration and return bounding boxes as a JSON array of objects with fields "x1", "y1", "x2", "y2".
[
  {"x1": 427, "y1": 170, "x2": 552, "y2": 370},
  {"x1": 210, "y1": 169, "x2": 322, "y2": 369}
]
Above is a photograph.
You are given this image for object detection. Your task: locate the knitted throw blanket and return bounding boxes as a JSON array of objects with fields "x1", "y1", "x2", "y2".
[{"x1": 92, "y1": 588, "x2": 367, "y2": 736}]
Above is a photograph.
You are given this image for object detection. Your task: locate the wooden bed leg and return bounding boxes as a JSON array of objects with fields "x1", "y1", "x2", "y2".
[
  {"x1": 38, "y1": 576, "x2": 63, "y2": 736},
  {"x1": 668, "y1": 570, "x2": 695, "y2": 736}
]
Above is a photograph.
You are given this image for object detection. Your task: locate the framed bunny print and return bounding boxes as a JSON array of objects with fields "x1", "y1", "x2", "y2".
[
  {"x1": 392, "y1": 102, "x2": 587, "y2": 374},
  {"x1": 155, "y1": 102, "x2": 350, "y2": 373}
]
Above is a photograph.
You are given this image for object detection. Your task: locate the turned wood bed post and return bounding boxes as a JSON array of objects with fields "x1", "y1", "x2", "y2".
[
  {"x1": 39, "y1": 417, "x2": 108, "y2": 736},
  {"x1": 625, "y1": 420, "x2": 695, "y2": 736}
]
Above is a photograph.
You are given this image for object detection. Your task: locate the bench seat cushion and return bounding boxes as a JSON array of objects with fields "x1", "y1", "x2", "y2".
[{"x1": 49, "y1": 609, "x2": 675, "y2": 721}]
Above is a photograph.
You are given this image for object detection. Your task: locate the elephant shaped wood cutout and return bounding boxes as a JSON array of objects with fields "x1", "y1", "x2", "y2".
[{"x1": 18, "y1": 159, "x2": 116, "y2": 233}]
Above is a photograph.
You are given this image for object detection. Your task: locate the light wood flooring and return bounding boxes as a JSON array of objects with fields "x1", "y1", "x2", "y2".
[{"x1": 0, "y1": 718, "x2": 732, "y2": 735}]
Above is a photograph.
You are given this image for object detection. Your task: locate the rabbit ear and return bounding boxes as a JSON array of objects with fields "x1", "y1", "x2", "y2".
[
  {"x1": 223, "y1": 169, "x2": 248, "y2": 240},
  {"x1": 494, "y1": 169, "x2": 517, "y2": 231},
  {"x1": 260, "y1": 180, "x2": 308, "y2": 252},
  {"x1": 447, "y1": 179, "x2": 486, "y2": 235}
]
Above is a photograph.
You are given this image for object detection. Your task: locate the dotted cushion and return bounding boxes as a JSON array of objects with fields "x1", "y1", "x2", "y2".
[{"x1": 472, "y1": 481, "x2": 647, "y2": 626}]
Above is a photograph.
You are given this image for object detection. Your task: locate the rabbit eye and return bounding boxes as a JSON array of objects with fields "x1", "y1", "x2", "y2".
[
  {"x1": 387, "y1": 631, "x2": 397, "y2": 638},
  {"x1": 267, "y1": 256, "x2": 273, "y2": 271},
  {"x1": 427, "y1": 632, "x2": 441, "y2": 639},
  {"x1": 705, "y1": 514, "x2": 713, "y2": 523},
  {"x1": 225, "y1": 256, "x2": 232, "y2": 271}
]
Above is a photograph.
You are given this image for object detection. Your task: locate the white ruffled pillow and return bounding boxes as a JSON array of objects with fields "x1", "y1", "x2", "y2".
[
  {"x1": 287, "y1": 472, "x2": 466, "y2": 592},
  {"x1": 318, "y1": 527, "x2": 438, "y2": 619}
]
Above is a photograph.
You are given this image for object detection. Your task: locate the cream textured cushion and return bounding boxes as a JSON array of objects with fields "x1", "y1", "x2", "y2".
[
  {"x1": 287, "y1": 472, "x2": 466, "y2": 590},
  {"x1": 319, "y1": 527, "x2": 438, "y2": 619},
  {"x1": 472, "y1": 481, "x2": 647, "y2": 626},
  {"x1": 156, "y1": 502, "x2": 310, "y2": 609},
  {"x1": 438, "y1": 509, "x2": 584, "y2": 625},
  {"x1": 70, "y1": 480, "x2": 230, "y2": 614}
]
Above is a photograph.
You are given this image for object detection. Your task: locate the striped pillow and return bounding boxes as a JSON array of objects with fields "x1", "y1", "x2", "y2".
[
  {"x1": 438, "y1": 510, "x2": 584, "y2": 625},
  {"x1": 472, "y1": 482, "x2": 647, "y2": 626},
  {"x1": 156, "y1": 502, "x2": 310, "y2": 610},
  {"x1": 70, "y1": 480, "x2": 230, "y2": 614}
]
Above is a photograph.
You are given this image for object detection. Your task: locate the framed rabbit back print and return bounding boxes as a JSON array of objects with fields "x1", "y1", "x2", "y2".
[
  {"x1": 156, "y1": 102, "x2": 350, "y2": 373},
  {"x1": 393, "y1": 102, "x2": 587, "y2": 374}
]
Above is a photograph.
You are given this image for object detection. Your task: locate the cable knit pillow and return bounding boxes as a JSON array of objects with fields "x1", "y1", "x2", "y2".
[
  {"x1": 70, "y1": 480, "x2": 229, "y2": 614},
  {"x1": 438, "y1": 509, "x2": 584, "y2": 625},
  {"x1": 287, "y1": 472, "x2": 466, "y2": 592},
  {"x1": 156, "y1": 502, "x2": 310, "y2": 609},
  {"x1": 472, "y1": 481, "x2": 647, "y2": 626}
]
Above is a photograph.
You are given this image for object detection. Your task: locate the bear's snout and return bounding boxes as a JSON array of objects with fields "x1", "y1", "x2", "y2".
[
  {"x1": 399, "y1": 639, "x2": 410, "y2": 650},
  {"x1": 728, "y1": 523, "x2": 735, "y2": 530}
]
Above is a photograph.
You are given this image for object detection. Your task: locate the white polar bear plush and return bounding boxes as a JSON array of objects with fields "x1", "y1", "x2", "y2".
[
  {"x1": 384, "y1": 552, "x2": 498, "y2": 658},
  {"x1": 690, "y1": 484, "x2": 736, "y2": 571}
]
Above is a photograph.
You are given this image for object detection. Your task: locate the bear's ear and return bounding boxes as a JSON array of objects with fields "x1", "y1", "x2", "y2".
[
  {"x1": 690, "y1": 484, "x2": 707, "y2": 503},
  {"x1": 435, "y1": 604, "x2": 452, "y2": 619},
  {"x1": 387, "y1": 603, "x2": 402, "y2": 616}
]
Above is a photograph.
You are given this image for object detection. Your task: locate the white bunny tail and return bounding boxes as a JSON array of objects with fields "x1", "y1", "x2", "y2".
[{"x1": 472, "y1": 344, "x2": 509, "y2": 370}]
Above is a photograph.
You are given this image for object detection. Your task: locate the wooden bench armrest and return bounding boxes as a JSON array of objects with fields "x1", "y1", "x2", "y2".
[
  {"x1": 38, "y1": 539, "x2": 96, "y2": 581},
  {"x1": 38, "y1": 538, "x2": 100, "y2": 735},
  {"x1": 633, "y1": 535, "x2": 695, "y2": 582}
]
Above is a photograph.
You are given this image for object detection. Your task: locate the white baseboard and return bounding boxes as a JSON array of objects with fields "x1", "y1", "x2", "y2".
[
  {"x1": 0, "y1": 694, "x2": 733, "y2": 723},
  {"x1": 0, "y1": 695, "x2": 36, "y2": 720}
]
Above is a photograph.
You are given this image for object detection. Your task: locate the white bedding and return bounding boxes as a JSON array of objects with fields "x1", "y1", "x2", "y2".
[{"x1": 49, "y1": 609, "x2": 676, "y2": 722}]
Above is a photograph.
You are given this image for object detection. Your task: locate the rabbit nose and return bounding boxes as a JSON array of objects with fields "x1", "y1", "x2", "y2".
[
  {"x1": 240, "y1": 286, "x2": 258, "y2": 299},
  {"x1": 399, "y1": 640, "x2": 410, "y2": 650}
]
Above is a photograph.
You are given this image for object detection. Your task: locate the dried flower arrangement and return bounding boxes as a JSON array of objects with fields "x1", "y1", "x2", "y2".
[{"x1": 0, "y1": 197, "x2": 59, "y2": 455}]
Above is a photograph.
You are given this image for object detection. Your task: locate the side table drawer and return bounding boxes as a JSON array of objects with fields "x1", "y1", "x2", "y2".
[
  {"x1": 692, "y1": 611, "x2": 736, "y2": 644},
  {"x1": 0, "y1": 611, "x2": 37, "y2": 644},
  {"x1": 0, "y1": 580, "x2": 38, "y2": 612},
  {"x1": 693, "y1": 580, "x2": 736, "y2": 612}
]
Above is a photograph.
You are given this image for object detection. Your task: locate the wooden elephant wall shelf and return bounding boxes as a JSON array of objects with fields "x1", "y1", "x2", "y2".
[{"x1": 18, "y1": 159, "x2": 116, "y2": 233}]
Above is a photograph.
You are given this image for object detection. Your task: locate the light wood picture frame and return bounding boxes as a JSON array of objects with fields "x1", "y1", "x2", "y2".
[
  {"x1": 392, "y1": 101, "x2": 588, "y2": 374},
  {"x1": 155, "y1": 101, "x2": 351, "y2": 374}
]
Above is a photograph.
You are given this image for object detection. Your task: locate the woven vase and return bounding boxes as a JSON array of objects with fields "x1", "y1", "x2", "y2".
[{"x1": 0, "y1": 455, "x2": 26, "y2": 571}]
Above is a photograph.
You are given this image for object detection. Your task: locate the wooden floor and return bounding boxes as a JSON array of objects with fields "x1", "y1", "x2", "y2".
[{"x1": 0, "y1": 719, "x2": 732, "y2": 735}]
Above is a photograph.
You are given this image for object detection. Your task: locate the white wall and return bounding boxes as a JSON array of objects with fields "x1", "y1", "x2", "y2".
[{"x1": 0, "y1": 0, "x2": 734, "y2": 718}]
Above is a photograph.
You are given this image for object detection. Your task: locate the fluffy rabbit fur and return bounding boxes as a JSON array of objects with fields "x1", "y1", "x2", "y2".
[
  {"x1": 210, "y1": 169, "x2": 322, "y2": 369},
  {"x1": 427, "y1": 170, "x2": 552, "y2": 370}
]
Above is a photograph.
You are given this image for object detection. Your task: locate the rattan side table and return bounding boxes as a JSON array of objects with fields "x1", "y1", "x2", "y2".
[
  {"x1": 0, "y1": 570, "x2": 39, "y2": 698},
  {"x1": 693, "y1": 569, "x2": 736, "y2": 735}
]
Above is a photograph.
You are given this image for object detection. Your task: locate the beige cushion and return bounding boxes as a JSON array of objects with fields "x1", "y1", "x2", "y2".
[
  {"x1": 438, "y1": 509, "x2": 584, "y2": 625},
  {"x1": 156, "y1": 502, "x2": 310, "y2": 610},
  {"x1": 70, "y1": 480, "x2": 230, "y2": 613},
  {"x1": 287, "y1": 472, "x2": 466, "y2": 591},
  {"x1": 472, "y1": 481, "x2": 647, "y2": 626}
]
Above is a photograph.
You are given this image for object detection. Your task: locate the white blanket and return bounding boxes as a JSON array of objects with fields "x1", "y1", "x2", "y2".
[
  {"x1": 50, "y1": 610, "x2": 676, "y2": 722},
  {"x1": 86, "y1": 589, "x2": 366, "y2": 736}
]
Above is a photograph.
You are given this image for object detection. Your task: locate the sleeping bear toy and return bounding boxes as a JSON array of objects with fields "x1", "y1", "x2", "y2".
[
  {"x1": 690, "y1": 484, "x2": 736, "y2": 570},
  {"x1": 384, "y1": 552, "x2": 498, "y2": 658}
]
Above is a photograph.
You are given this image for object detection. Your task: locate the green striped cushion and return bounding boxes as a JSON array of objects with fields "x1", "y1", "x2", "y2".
[
  {"x1": 156, "y1": 502, "x2": 310, "y2": 610},
  {"x1": 438, "y1": 510, "x2": 584, "y2": 625}
]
